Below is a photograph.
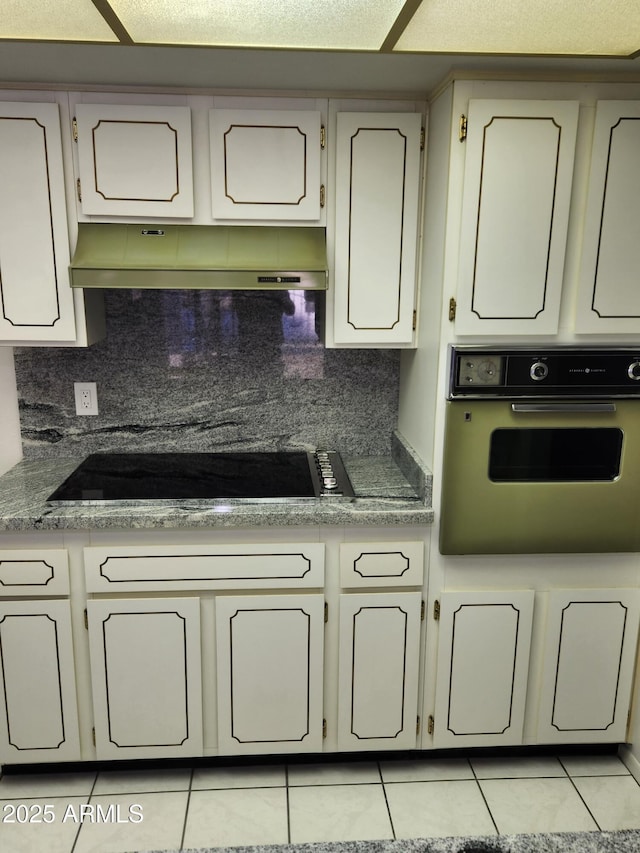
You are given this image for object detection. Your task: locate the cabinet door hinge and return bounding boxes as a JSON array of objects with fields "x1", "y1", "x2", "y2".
[
  {"x1": 416, "y1": 715, "x2": 421, "y2": 735},
  {"x1": 320, "y1": 124, "x2": 326, "y2": 150},
  {"x1": 420, "y1": 126, "x2": 425, "y2": 150},
  {"x1": 459, "y1": 114, "x2": 468, "y2": 142},
  {"x1": 84, "y1": 608, "x2": 88, "y2": 629},
  {"x1": 92, "y1": 727, "x2": 96, "y2": 746},
  {"x1": 433, "y1": 599, "x2": 441, "y2": 621},
  {"x1": 412, "y1": 309, "x2": 417, "y2": 331},
  {"x1": 76, "y1": 178, "x2": 82, "y2": 203},
  {"x1": 448, "y1": 297, "x2": 457, "y2": 322},
  {"x1": 324, "y1": 601, "x2": 328, "y2": 623},
  {"x1": 322, "y1": 718, "x2": 327, "y2": 738},
  {"x1": 427, "y1": 715, "x2": 435, "y2": 735},
  {"x1": 72, "y1": 117, "x2": 78, "y2": 142},
  {"x1": 420, "y1": 600, "x2": 426, "y2": 621},
  {"x1": 320, "y1": 184, "x2": 325, "y2": 208}
]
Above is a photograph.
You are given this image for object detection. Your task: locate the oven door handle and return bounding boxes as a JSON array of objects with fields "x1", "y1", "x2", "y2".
[{"x1": 511, "y1": 403, "x2": 617, "y2": 413}]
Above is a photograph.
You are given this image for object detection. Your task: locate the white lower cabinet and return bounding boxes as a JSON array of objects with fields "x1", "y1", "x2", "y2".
[
  {"x1": 215, "y1": 593, "x2": 325, "y2": 755},
  {"x1": 87, "y1": 597, "x2": 203, "y2": 760},
  {"x1": 337, "y1": 591, "x2": 422, "y2": 750},
  {"x1": 0, "y1": 599, "x2": 81, "y2": 763},
  {"x1": 431, "y1": 586, "x2": 640, "y2": 749},
  {"x1": 537, "y1": 589, "x2": 640, "y2": 743},
  {"x1": 432, "y1": 589, "x2": 535, "y2": 748}
]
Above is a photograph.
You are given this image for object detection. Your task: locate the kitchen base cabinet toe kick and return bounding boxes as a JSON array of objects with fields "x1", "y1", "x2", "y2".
[{"x1": 1, "y1": 535, "x2": 639, "y2": 768}]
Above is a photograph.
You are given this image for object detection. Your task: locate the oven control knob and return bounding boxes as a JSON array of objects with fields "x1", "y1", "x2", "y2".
[
  {"x1": 628, "y1": 361, "x2": 640, "y2": 380},
  {"x1": 530, "y1": 361, "x2": 548, "y2": 381}
]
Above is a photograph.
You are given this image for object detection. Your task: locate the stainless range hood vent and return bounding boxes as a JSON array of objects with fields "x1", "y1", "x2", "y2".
[{"x1": 69, "y1": 223, "x2": 328, "y2": 291}]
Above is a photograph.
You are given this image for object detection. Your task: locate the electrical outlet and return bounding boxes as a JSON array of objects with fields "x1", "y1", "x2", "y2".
[{"x1": 74, "y1": 382, "x2": 98, "y2": 416}]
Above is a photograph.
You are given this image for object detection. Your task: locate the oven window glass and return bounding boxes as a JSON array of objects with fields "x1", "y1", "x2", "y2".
[{"x1": 489, "y1": 428, "x2": 623, "y2": 482}]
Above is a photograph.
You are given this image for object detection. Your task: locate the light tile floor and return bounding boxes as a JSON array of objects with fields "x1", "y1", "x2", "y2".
[{"x1": 0, "y1": 753, "x2": 639, "y2": 853}]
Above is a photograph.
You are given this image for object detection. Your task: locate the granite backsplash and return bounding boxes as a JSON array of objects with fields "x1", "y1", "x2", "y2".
[{"x1": 14, "y1": 290, "x2": 401, "y2": 459}]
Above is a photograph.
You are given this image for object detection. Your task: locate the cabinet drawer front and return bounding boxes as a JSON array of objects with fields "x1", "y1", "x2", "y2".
[
  {"x1": 0, "y1": 549, "x2": 69, "y2": 596},
  {"x1": 340, "y1": 541, "x2": 424, "y2": 588},
  {"x1": 84, "y1": 543, "x2": 324, "y2": 591}
]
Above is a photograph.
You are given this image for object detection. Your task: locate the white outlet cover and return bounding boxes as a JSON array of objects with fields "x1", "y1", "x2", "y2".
[{"x1": 74, "y1": 381, "x2": 98, "y2": 416}]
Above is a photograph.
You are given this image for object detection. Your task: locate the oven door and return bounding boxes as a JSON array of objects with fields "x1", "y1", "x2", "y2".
[{"x1": 439, "y1": 399, "x2": 640, "y2": 554}]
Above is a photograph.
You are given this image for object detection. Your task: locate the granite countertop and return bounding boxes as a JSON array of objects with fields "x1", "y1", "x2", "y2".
[
  {"x1": 0, "y1": 452, "x2": 433, "y2": 532},
  {"x1": 145, "y1": 830, "x2": 640, "y2": 853}
]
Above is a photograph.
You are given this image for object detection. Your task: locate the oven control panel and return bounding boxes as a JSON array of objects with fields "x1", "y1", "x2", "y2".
[{"x1": 450, "y1": 347, "x2": 640, "y2": 398}]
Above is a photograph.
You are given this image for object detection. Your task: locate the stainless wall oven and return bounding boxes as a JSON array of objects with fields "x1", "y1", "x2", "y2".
[{"x1": 440, "y1": 347, "x2": 640, "y2": 554}]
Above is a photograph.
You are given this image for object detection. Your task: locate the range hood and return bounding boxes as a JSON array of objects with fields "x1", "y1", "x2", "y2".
[{"x1": 69, "y1": 223, "x2": 327, "y2": 290}]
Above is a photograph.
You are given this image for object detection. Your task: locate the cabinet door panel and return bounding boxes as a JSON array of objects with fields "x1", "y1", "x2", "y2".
[
  {"x1": 87, "y1": 598, "x2": 202, "y2": 760},
  {"x1": 216, "y1": 593, "x2": 324, "y2": 754},
  {"x1": 338, "y1": 592, "x2": 421, "y2": 750},
  {"x1": 576, "y1": 101, "x2": 640, "y2": 332},
  {"x1": 210, "y1": 109, "x2": 321, "y2": 221},
  {"x1": 433, "y1": 590, "x2": 534, "y2": 747},
  {"x1": 455, "y1": 100, "x2": 578, "y2": 335},
  {"x1": 0, "y1": 600, "x2": 80, "y2": 763},
  {"x1": 75, "y1": 104, "x2": 193, "y2": 217},
  {"x1": 0, "y1": 102, "x2": 77, "y2": 341},
  {"x1": 333, "y1": 112, "x2": 421, "y2": 345},
  {"x1": 538, "y1": 589, "x2": 640, "y2": 743}
]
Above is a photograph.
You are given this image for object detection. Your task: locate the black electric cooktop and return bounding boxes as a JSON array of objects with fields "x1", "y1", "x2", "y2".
[{"x1": 46, "y1": 451, "x2": 355, "y2": 504}]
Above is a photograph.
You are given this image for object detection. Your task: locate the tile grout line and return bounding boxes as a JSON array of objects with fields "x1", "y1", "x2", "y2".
[
  {"x1": 377, "y1": 761, "x2": 397, "y2": 841},
  {"x1": 70, "y1": 770, "x2": 98, "y2": 853},
  {"x1": 469, "y1": 759, "x2": 501, "y2": 836},
  {"x1": 557, "y1": 757, "x2": 603, "y2": 832},
  {"x1": 178, "y1": 766, "x2": 195, "y2": 852},
  {"x1": 285, "y1": 765, "x2": 292, "y2": 844}
]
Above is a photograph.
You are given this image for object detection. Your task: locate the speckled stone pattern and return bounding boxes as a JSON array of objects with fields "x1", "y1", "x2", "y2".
[
  {"x1": 14, "y1": 290, "x2": 401, "y2": 460},
  {"x1": 0, "y1": 451, "x2": 433, "y2": 531},
  {"x1": 145, "y1": 830, "x2": 640, "y2": 853}
]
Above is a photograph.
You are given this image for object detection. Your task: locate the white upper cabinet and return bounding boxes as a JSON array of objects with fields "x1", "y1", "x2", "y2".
[
  {"x1": 454, "y1": 99, "x2": 579, "y2": 336},
  {"x1": 0, "y1": 101, "x2": 79, "y2": 342},
  {"x1": 575, "y1": 101, "x2": 640, "y2": 333},
  {"x1": 74, "y1": 102, "x2": 194, "y2": 218},
  {"x1": 209, "y1": 109, "x2": 323, "y2": 222},
  {"x1": 332, "y1": 112, "x2": 422, "y2": 346}
]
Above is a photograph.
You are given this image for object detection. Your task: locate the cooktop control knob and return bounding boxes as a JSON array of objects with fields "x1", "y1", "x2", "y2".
[
  {"x1": 628, "y1": 361, "x2": 640, "y2": 380},
  {"x1": 314, "y1": 451, "x2": 340, "y2": 492},
  {"x1": 530, "y1": 361, "x2": 549, "y2": 381}
]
